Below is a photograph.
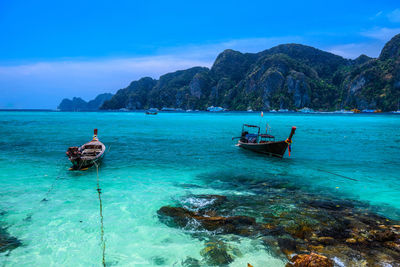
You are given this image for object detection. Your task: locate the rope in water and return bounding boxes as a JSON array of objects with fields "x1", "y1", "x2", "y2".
[
  {"x1": 316, "y1": 168, "x2": 358, "y2": 181},
  {"x1": 41, "y1": 160, "x2": 66, "y2": 202},
  {"x1": 22, "y1": 161, "x2": 65, "y2": 222},
  {"x1": 41, "y1": 175, "x2": 61, "y2": 202},
  {"x1": 94, "y1": 162, "x2": 106, "y2": 267}
]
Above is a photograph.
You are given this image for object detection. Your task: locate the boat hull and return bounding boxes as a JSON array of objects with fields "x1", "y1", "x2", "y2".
[
  {"x1": 237, "y1": 140, "x2": 288, "y2": 158},
  {"x1": 69, "y1": 154, "x2": 104, "y2": 170},
  {"x1": 67, "y1": 138, "x2": 106, "y2": 170}
]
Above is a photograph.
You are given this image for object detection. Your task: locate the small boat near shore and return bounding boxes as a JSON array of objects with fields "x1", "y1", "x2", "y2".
[
  {"x1": 233, "y1": 124, "x2": 296, "y2": 158},
  {"x1": 145, "y1": 108, "x2": 158, "y2": 115},
  {"x1": 66, "y1": 129, "x2": 106, "y2": 170},
  {"x1": 334, "y1": 109, "x2": 353, "y2": 114}
]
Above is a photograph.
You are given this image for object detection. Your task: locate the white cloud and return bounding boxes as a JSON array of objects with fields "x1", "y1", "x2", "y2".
[
  {"x1": 326, "y1": 42, "x2": 385, "y2": 59},
  {"x1": 361, "y1": 27, "x2": 400, "y2": 41},
  {"x1": 1, "y1": 34, "x2": 387, "y2": 108},
  {"x1": 158, "y1": 36, "x2": 304, "y2": 57},
  {"x1": 370, "y1": 11, "x2": 383, "y2": 20},
  {"x1": 0, "y1": 55, "x2": 213, "y2": 108},
  {"x1": 327, "y1": 27, "x2": 400, "y2": 59},
  {"x1": 0, "y1": 37, "x2": 304, "y2": 108},
  {"x1": 388, "y1": 8, "x2": 400, "y2": 23}
]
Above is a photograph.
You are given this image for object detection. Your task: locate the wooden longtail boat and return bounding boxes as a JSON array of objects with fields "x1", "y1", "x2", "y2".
[
  {"x1": 145, "y1": 108, "x2": 158, "y2": 115},
  {"x1": 66, "y1": 129, "x2": 106, "y2": 170},
  {"x1": 233, "y1": 124, "x2": 296, "y2": 158}
]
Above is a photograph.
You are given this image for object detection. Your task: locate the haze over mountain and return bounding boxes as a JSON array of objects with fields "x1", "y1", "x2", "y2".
[{"x1": 59, "y1": 34, "x2": 400, "y2": 111}]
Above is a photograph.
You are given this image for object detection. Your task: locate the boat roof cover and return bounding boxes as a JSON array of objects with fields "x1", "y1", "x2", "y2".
[
  {"x1": 243, "y1": 124, "x2": 260, "y2": 128},
  {"x1": 260, "y1": 134, "x2": 275, "y2": 138}
]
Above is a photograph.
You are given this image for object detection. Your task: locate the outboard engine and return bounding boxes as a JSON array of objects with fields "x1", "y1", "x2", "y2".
[{"x1": 66, "y1": 146, "x2": 81, "y2": 159}]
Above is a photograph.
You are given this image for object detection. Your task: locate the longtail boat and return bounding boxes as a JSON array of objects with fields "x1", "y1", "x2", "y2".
[
  {"x1": 145, "y1": 108, "x2": 158, "y2": 115},
  {"x1": 233, "y1": 124, "x2": 296, "y2": 158},
  {"x1": 66, "y1": 129, "x2": 106, "y2": 170}
]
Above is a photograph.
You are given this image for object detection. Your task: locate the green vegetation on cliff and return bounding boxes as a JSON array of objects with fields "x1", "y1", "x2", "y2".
[{"x1": 62, "y1": 34, "x2": 400, "y2": 111}]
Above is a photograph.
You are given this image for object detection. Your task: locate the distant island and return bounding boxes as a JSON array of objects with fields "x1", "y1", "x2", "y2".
[
  {"x1": 58, "y1": 33, "x2": 400, "y2": 112},
  {"x1": 58, "y1": 93, "x2": 113, "y2": 111}
]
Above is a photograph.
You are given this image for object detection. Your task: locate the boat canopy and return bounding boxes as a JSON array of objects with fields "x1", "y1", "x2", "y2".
[
  {"x1": 260, "y1": 134, "x2": 275, "y2": 139},
  {"x1": 243, "y1": 124, "x2": 260, "y2": 128}
]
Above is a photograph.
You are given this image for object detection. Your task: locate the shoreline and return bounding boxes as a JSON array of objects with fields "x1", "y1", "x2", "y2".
[{"x1": 1, "y1": 109, "x2": 400, "y2": 115}]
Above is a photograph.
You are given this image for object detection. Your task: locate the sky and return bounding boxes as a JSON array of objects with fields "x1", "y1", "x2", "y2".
[{"x1": 0, "y1": 0, "x2": 400, "y2": 109}]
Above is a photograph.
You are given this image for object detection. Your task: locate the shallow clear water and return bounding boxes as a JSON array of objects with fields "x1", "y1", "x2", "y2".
[{"x1": 0, "y1": 111, "x2": 399, "y2": 266}]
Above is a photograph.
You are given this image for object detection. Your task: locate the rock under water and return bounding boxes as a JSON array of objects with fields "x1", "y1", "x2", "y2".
[
  {"x1": 158, "y1": 178, "x2": 400, "y2": 266},
  {"x1": 0, "y1": 226, "x2": 21, "y2": 253}
]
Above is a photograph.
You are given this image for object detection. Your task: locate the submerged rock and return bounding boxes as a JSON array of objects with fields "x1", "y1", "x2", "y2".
[
  {"x1": 181, "y1": 256, "x2": 201, "y2": 267},
  {"x1": 151, "y1": 256, "x2": 167, "y2": 265},
  {"x1": 316, "y1": 237, "x2": 335, "y2": 245},
  {"x1": 277, "y1": 236, "x2": 298, "y2": 258},
  {"x1": 0, "y1": 227, "x2": 21, "y2": 253},
  {"x1": 371, "y1": 229, "x2": 397, "y2": 242},
  {"x1": 157, "y1": 206, "x2": 256, "y2": 234},
  {"x1": 200, "y1": 241, "x2": 234, "y2": 266},
  {"x1": 286, "y1": 252, "x2": 333, "y2": 267},
  {"x1": 158, "y1": 184, "x2": 400, "y2": 266}
]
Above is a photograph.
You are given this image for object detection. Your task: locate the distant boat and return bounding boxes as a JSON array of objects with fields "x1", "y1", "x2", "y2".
[
  {"x1": 351, "y1": 108, "x2": 361, "y2": 113},
  {"x1": 207, "y1": 106, "x2": 225, "y2": 112},
  {"x1": 269, "y1": 110, "x2": 277, "y2": 113},
  {"x1": 393, "y1": 101, "x2": 400, "y2": 113},
  {"x1": 362, "y1": 109, "x2": 375, "y2": 113},
  {"x1": 373, "y1": 109, "x2": 382, "y2": 113},
  {"x1": 66, "y1": 129, "x2": 106, "y2": 170},
  {"x1": 315, "y1": 111, "x2": 334, "y2": 114},
  {"x1": 247, "y1": 109, "x2": 253, "y2": 112},
  {"x1": 298, "y1": 107, "x2": 314, "y2": 113},
  {"x1": 146, "y1": 108, "x2": 158, "y2": 115},
  {"x1": 334, "y1": 109, "x2": 353, "y2": 114},
  {"x1": 161, "y1": 107, "x2": 176, "y2": 111},
  {"x1": 278, "y1": 109, "x2": 289, "y2": 112},
  {"x1": 233, "y1": 124, "x2": 296, "y2": 158}
]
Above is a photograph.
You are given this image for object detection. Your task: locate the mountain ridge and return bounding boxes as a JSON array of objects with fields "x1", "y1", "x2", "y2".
[
  {"x1": 59, "y1": 33, "x2": 400, "y2": 111},
  {"x1": 58, "y1": 93, "x2": 113, "y2": 111}
]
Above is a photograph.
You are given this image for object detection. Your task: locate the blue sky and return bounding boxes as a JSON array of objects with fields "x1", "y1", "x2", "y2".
[{"x1": 0, "y1": 0, "x2": 400, "y2": 108}]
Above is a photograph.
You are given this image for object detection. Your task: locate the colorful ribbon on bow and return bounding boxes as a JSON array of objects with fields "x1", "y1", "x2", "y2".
[{"x1": 285, "y1": 138, "x2": 292, "y2": 157}]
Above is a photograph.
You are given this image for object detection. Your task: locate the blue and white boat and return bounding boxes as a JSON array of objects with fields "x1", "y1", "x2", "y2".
[
  {"x1": 298, "y1": 107, "x2": 314, "y2": 113},
  {"x1": 207, "y1": 106, "x2": 225, "y2": 112}
]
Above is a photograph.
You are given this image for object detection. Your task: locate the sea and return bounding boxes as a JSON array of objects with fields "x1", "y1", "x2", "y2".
[{"x1": 0, "y1": 111, "x2": 399, "y2": 266}]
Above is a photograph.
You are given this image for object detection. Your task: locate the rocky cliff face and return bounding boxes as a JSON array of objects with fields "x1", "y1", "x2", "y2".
[
  {"x1": 379, "y1": 34, "x2": 400, "y2": 61},
  {"x1": 341, "y1": 33, "x2": 400, "y2": 110},
  {"x1": 101, "y1": 77, "x2": 156, "y2": 110},
  {"x1": 58, "y1": 93, "x2": 113, "y2": 111},
  {"x1": 60, "y1": 33, "x2": 400, "y2": 111}
]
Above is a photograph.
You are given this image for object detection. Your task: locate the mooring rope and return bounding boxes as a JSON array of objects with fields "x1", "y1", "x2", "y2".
[
  {"x1": 316, "y1": 168, "x2": 358, "y2": 181},
  {"x1": 41, "y1": 160, "x2": 66, "y2": 202},
  {"x1": 41, "y1": 174, "x2": 61, "y2": 202},
  {"x1": 22, "y1": 161, "x2": 66, "y2": 222},
  {"x1": 94, "y1": 162, "x2": 106, "y2": 267}
]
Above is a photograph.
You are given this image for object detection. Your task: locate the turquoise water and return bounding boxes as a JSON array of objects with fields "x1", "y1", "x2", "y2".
[{"x1": 0, "y1": 111, "x2": 399, "y2": 266}]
